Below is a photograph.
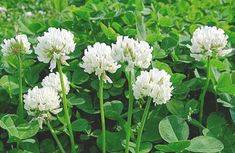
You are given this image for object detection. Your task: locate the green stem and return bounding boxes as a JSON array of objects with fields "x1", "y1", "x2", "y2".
[
  {"x1": 99, "y1": 76, "x2": 106, "y2": 153},
  {"x1": 199, "y1": 57, "x2": 211, "y2": 124},
  {"x1": 47, "y1": 122, "x2": 66, "y2": 153},
  {"x1": 57, "y1": 60, "x2": 76, "y2": 153},
  {"x1": 135, "y1": 97, "x2": 152, "y2": 153},
  {"x1": 16, "y1": 54, "x2": 23, "y2": 122},
  {"x1": 125, "y1": 71, "x2": 134, "y2": 153}
]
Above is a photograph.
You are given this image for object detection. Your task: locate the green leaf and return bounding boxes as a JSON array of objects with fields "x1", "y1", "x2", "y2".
[
  {"x1": 186, "y1": 136, "x2": 224, "y2": 153},
  {"x1": 0, "y1": 115, "x2": 19, "y2": 138},
  {"x1": 17, "y1": 121, "x2": 39, "y2": 139},
  {"x1": 152, "y1": 61, "x2": 173, "y2": 75},
  {"x1": 68, "y1": 94, "x2": 85, "y2": 106},
  {"x1": 155, "y1": 140, "x2": 190, "y2": 152},
  {"x1": 159, "y1": 115, "x2": 189, "y2": 143},
  {"x1": 100, "y1": 22, "x2": 117, "y2": 40},
  {"x1": 40, "y1": 139, "x2": 55, "y2": 153},
  {"x1": 158, "y1": 16, "x2": 173, "y2": 27},
  {"x1": 52, "y1": 0, "x2": 68, "y2": 12},
  {"x1": 104, "y1": 100, "x2": 123, "y2": 120},
  {"x1": 97, "y1": 131, "x2": 124, "y2": 152},
  {"x1": 0, "y1": 75, "x2": 19, "y2": 96},
  {"x1": 72, "y1": 67, "x2": 89, "y2": 85},
  {"x1": 206, "y1": 112, "x2": 226, "y2": 137},
  {"x1": 72, "y1": 118, "x2": 89, "y2": 132},
  {"x1": 113, "y1": 79, "x2": 126, "y2": 88},
  {"x1": 166, "y1": 99, "x2": 185, "y2": 116},
  {"x1": 0, "y1": 115, "x2": 39, "y2": 140},
  {"x1": 139, "y1": 142, "x2": 152, "y2": 153},
  {"x1": 217, "y1": 72, "x2": 235, "y2": 95}
]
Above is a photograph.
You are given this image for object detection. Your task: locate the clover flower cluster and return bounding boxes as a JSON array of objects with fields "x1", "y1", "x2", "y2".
[
  {"x1": 24, "y1": 72, "x2": 70, "y2": 128},
  {"x1": 80, "y1": 42, "x2": 121, "y2": 83},
  {"x1": 35, "y1": 27, "x2": 75, "y2": 71},
  {"x1": 133, "y1": 68, "x2": 173, "y2": 105},
  {"x1": 112, "y1": 36, "x2": 153, "y2": 71},
  {"x1": 189, "y1": 26, "x2": 232, "y2": 61},
  {"x1": 42, "y1": 72, "x2": 70, "y2": 94},
  {"x1": 1, "y1": 34, "x2": 31, "y2": 56},
  {"x1": 24, "y1": 86, "x2": 61, "y2": 128},
  {"x1": 0, "y1": 6, "x2": 7, "y2": 13}
]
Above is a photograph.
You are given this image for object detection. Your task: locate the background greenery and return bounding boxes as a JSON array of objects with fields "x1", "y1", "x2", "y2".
[{"x1": 0, "y1": 0, "x2": 234, "y2": 152}]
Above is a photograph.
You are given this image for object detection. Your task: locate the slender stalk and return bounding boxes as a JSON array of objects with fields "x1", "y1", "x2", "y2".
[
  {"x1": 47, "y1": 122, "x2": 66, "y2": 153},
  {"x1": 199, "y1": 57, "x2": 211, "y2": 124},
  {"x1": 135, "y1": 97, "x2": 152, "y2": 153},
  {"x1": 99, "y1": 76, "x2": 106, "y2": 153},
  {"x1": 16, "y1": 54, "x2": 23, "y2": 122},
  {"x1": 125, "y1": 71, "x2": 134, "y2": 153},
  {"x1": 57, "y1": 60, "x2": 76, "y2": 153}
]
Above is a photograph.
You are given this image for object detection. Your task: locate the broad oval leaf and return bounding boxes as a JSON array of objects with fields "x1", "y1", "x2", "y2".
[
  {"x1": 159, "y1": 115, "x2": 189, "y2": 143},
  {"x1": 186, "y1": 136, "x2": 224, "y2": 153}
]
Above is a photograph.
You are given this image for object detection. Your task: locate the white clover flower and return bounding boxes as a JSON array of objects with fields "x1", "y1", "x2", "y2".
[
  {"x1": 80, "y1": 42, "x2": 121, "y2": 83},
  {"x1": 111, "y1": 36, "x2": 153, "y2": 71},
  {"x1": 133, "y1": 68, "x2": 173, "y2": 105},
  {"x1": 42, "y1": 72, "x2": 70, "y2": 94},
  {"x1": 35, "y1": 27, "x2": 75, "y2": 71},
  {"x1": 189, "y1": 26, "x2": 232, "y2": 61},
  {"x1": 1, "y1": 34, "x2": 31, "y2": 56},
  {"x1": 0, "y1": 6, "x2": 7, "y2": 13},
  {"x1": 38, "y1": 10, "x2": 46, "y2": 15},
  {"x1": 24, "y1": 86, "x2": 62, "y2": 128},
  {"x1": 25, "y1": 11, "x2": 33, "y2": 17}
]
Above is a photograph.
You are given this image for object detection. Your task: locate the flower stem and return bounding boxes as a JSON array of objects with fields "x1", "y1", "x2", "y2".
[
  {"x1": 99, "y1": 76, "x2": 106, "y2": 153},
  {"x1": 199, "y1": 57, "x2": 211, "y2": 124},
  {"x1": 125, "y1": 71, "x2": 134, "y2": 153},
  {"x1": 135, "y1": 97, "x2": 151, "y2": 153},
  {"x1": 57, "y1": 60, "x2": 76, "y2": 153},
  {"x1": 16, "y1": 54, "x2": 23, "y2": 122},
  {"x1": 47, "y1": 122, "x2": 66, "y2": 153}
]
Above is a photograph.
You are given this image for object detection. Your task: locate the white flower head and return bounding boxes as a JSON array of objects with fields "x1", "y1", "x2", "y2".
[
  {"x1": 35, "y1": 27, "x2": 76, "y2": 71},
  {"x1": 42, "y1": 72, "x2": 70, "y2": 94},
  {"x1": 1, "y1": 34, "x2": 31, "y2": 57},
  {"x1": 0, "y1": 6, "x2": 7, "y2": 13},
  {"x1": 133, "y1": 68, "x2": 173, "y2": 105},
  {"x1": 38, "y1": 10, "x2": 46, "y2": 15},
  {"x1": 189, "y1": 26, "x2": 232, "y2": 61},
  {"x1": 80, "y1": 42, "x2": 121, "y2": 83},
  {"x1": 112, "y1": 36, "x2": 153, "y2": 71},
  {"x1": 25, "y1": 11, "x2": 33, "y2": 17},
  {"x1": 23, "y1": 86, "x2": 62, "y2": 128}
]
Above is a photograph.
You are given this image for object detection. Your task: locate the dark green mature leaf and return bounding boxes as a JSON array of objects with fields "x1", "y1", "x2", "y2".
[
  {"x1": 159, "y1": 115, "x2": 189, "y2": 143},
  {"x1": 72, "y1": 118, "x2": 89, "y2": 132},
  {"x1": 68, "y1": 94, "x2": 85, "y2": 106},
  {"x1": 186, "y1": 136, "x2": 224, "y2": 153},
  {"x1": 155, "y1": 140, "x2": 190, "y2": 152},
  {"x1": 104, "y1": 100, "x2": 123, "y2": 120},
  {"x1": 206, "y1": 112, "x2": 226, "y2": 137},
  {"x1": 166, "y1": 99, "x2": 184, "y2": 116},
  {"x1": 217, "y1": 72, "x2": 235, "y2": 94},
  {"x1": 97, "y1": 131, "x2": 124, "y2": 152},
  {"x1": 72, "y1": 67, "x2": 89, "y2": 85}
]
